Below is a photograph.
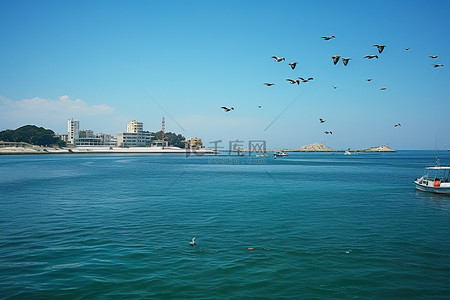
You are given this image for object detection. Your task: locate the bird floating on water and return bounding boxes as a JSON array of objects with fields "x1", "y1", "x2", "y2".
[
  {"x1": 429, "y1": 55, "x2": 438, "y2": 59},
  {"x1": 298, "y1": 77, "x2": 313, "y2": 83},
  {"x1": 189, "y1": 237, "x2": 196, "y2": 246},
  {"x1": 373, "y1": 44, "x2": 386, "y2": 53},
  {"x1": 264, "y1": 83, "x2": 275, "y2": 86},
  {"x1": 394, "y1": 123, "x2": 401, "y2": 127},
  {"x1": 321, "y1": 36, "x2": 335, "y2": 40},
  {"x1": 288, "y1": 62, "x2": 297, "y2": 69},
  {"x1": 324, "y1": 131, "x2": 333, "y2": 134},
  {"x1": 364, "y1": 55, "x2": 378, "y2": 59},
  {"x1": 286, "y1": 79, "x2": 300, "y2": 85},
  {"x1": 319, "y1": 118, "x2": 325, "y2": 123},
  {"x1": 271, "y1": 56, "x2": 285, "y2": 62},
  {"x1": 258, "y1": 105, "x2": 262, "y2": 109},
  {"x1": 342, "y1": 57, "x2": 351, "y2": 66},
  {"x1": 332, "y1": 55, "x2": 340, "y2": 65},
  {"x1": 433, "y1": 64, "x2": 444, "y2": 68},
  {"x1": 221, "y1": 106, "x2": 234, "y2": 112}
]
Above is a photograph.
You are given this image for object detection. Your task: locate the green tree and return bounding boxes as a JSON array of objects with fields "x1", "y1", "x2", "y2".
[
  {"x1": 150, "y1": 131, "x2": 185, "y2": 148},
  {"x1": 0, "y1": 125, "x2": 64, "y2": 146}
]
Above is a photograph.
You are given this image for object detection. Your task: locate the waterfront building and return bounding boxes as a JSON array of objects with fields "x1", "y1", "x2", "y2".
[
  {"x1": 185, "y1": 137, "x2": 204, "y2": 149},
  {"x1": 67, "y1": 119, "x2": 79, "y2": 145},
  {"x1": 117, "y1": 120, "x2": 152, "y2": 147}
]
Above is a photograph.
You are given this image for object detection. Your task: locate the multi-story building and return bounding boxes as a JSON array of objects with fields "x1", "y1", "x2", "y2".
[
  {"x1": 185, "y1": 137, "x2": 204, "y2": 149},
  {"x1": 67, "y1": 118, "x2": 117, "y2": 146},
  {"x1": 67, "y1": 119, "x2": 79, "y2": 145},
  {"x1": 117, "y1": 120, "x2": 152, "y2": 147}
]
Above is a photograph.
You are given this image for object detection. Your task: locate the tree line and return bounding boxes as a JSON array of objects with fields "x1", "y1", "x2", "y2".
[{"x1": 0, "y1": 125, "x2": 66, "y2": 147}]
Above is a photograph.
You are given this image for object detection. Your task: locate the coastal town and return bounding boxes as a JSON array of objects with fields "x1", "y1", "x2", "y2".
[{"x1": 0, "y1": 118, "x2": 395, "y2": 155}]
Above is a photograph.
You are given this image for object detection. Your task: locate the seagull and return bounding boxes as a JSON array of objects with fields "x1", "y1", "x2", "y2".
[
  {"x1": 189, "y1": 237, "x2": 196, "y2": 246},
  {"x1": 298, "y1": 77, "x2": 313, "y2": 83},
  {"x1": 324, "y1": 131, "x2": 333, "y2": 134},
  {"x1": 271, "y1": 56, "x2": 285, "y2": 62},
  {"x1": 288, "y1": 62, "x2": 297, "y2": 69},
  {"x1": 373, "y1": 44, "x2": 386, "y2": 53},
  {"x1": 319, "y1": 118, "x2": 325, "y2": 123},
  {"x1": 366, "y1": 78, "x2": 373, "y2": 81},
  {"x1": 364, "y1": 55, "x2": 378, "y2": 59},
  {"x1": 433, "y1": 64, "x2": 444, "y2": 68},
  {"x1": 346, "y1": 250, "x2": 352, "y2": 254},
  {"x1": 394, "y1": 123, "x2": 401, "y2": 127},
  {"x1": 332, "y1": 55, "x2": 340, "y2": 65},
  {"x1": 258, "y1": 105, "x2": 262, "y2": 109},
  {"x1": 429, "y1": 55, "x2": 438, "y2": 59},
  {"x1": 264, "y1": 83, "x2": 275, "y2": 86},
  {"x1": 286, "y1": 79, "x2": 300, "y2": 85},
  {"x1": 405, "y1": 47, "x2": 410, "y2": 51},
  {"x1": 221, "y1": 106, "x2": 234, "y2": 112},
  {"x1": 321, "y1": 36, "x2": 335, "y2": 40},
  {"x1": 380, "y1": 87, "x2": 387, "y2": 90},
  {"x1": 333, "y1": 86, "x2": 337, "y2": 89},
  {"x1": 342, "y1": 57, "x2": 351, "y2": 66}
]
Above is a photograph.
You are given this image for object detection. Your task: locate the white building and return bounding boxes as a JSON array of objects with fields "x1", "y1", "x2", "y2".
[
  {"x1": 126, "y1": 120, "x2": 143, "y2": 134},
  {"x1": 68, "y1": 119, "x2": 79, "y2": 145},
  {"x1": 117, "y1": 120, "x2": 152, "y2": 147},
  {"x1": 67, "y1": 118, "x2": 117, "y2": 146}
]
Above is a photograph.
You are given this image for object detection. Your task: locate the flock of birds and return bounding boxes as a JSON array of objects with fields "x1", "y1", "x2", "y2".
[{"x1": 219, "y1": 35, "x2": 444, "y2": 134}]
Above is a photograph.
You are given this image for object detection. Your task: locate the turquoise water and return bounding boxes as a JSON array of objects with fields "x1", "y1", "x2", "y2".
[{"x1": 1, "y1": 151, "x2": 449, "y2": 299}]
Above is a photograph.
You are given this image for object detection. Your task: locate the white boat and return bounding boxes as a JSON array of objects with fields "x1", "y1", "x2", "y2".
[
  {"x1": 256, "y1": 152, "x2": 268, "y2": 157},
  {"x1": 274, "y1": 150, "x2": 289, "y2": 157},
  {"x1": 344, "y1": 150, "x2": 351, "y2": 155},
  {"x1": 414, "y1": 166, "x2": 450, "y2": 194}
]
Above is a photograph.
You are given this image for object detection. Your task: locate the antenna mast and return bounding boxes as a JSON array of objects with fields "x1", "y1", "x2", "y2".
[{"x1": 161, "y1": 117, "x2": 165, "y2": 149}]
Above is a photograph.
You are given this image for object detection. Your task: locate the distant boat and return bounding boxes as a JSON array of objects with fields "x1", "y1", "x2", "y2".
[
  {"x1": 414, "y1": 165, "x2": 450, "y2": 194},
  {"x1": 344, "y1": 149, "x2": 358, "y2": 155},
  {"x1": 256, "y1": 152, "x2": 268, "y2": 157},
  {"x1": 274, "y1": 150, "x2": 289, "y2": 157}
]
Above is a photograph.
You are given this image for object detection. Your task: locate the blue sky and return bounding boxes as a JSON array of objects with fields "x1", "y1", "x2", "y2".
[{"x1": 0, "y1": 0, "x2": 449, "y2": 150}]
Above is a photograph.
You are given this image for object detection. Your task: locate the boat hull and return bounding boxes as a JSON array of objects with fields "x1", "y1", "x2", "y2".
[{"x1": 414, "y1": 182, "x2": 450, "y2": 194}]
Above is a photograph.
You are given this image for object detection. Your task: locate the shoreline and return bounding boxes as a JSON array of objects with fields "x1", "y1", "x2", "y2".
[{"x1": 0, "y1": 146, "x2": 216, "y2": 155}]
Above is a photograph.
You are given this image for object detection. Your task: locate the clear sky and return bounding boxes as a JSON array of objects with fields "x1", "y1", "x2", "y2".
[{"x1": 0, "y1": 0, "x2": 449, "y2": 150}]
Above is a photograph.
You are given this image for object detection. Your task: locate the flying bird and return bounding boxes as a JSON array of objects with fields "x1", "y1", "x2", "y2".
[
  {"x1": 324, "y1": 131, "x2": 333, "y2": 134},
  {"x1": 319, "y1": 118, "x2": 325, "y2": 123},
  {"x1": 373, "y1": 44, "x2": 386, "y2": 53},
  {"x1": 221, "y1": 106, "x2": 234, "y2": 112},
  {"x1": 321, "y1": 36, "x2": 335, "y2": 40},
  {"x1": 332, "y1": 55, "x2": 340, "y2": 65},
  {"x1": 189, "y1": 237, "x2": 196, "y2": 246},
  {"x1": 429, "y1": 55, "x2": 438, "y2": 59},
  {"x1": 271, "y1": 56, "x2": 285, "y2": 62},
  {"x1": 288, "y1": 62, "x2": 297, "y2": 69},
  {"x1": 364, "y1": 55, "x2": 378, "y2": 59},
  {"x1": 366, "y1": 78, "x2": 373, "y2": 81},
  {"x1": 342, "y1": 57, "x2": 351, "y2": 66},
  {"x1": 380, "y1": 87, "x2": 387, "y2": 90},
  {"x1": 298, "y1": 77, "x2": 313, "y2": 83},
  {"x1": 258, "y1": 105, "x2": 262, "y2": 109},
  {"x1": 333, "y1": 86, "x2": 337, "y2": 89},
  {"x1": 433, "y1": 64, "x2": 444, "y2": 68},
  {"x1": 405, "y1": 47, "x2": 410, "y2": 51},
  {"x1": 394, "y1": 123, "x2": 401, "y2": 127},
  {"x1": 264, "y1": 83, "x2": 275, "y2": 86},
  {"x1": 286, "y1": 79, "x2": 300, "y2": 85}
]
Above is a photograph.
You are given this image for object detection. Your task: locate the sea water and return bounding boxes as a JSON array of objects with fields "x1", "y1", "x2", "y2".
[{"x1": 0, "y1": 151, "x2": 449, "y2": 299}]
